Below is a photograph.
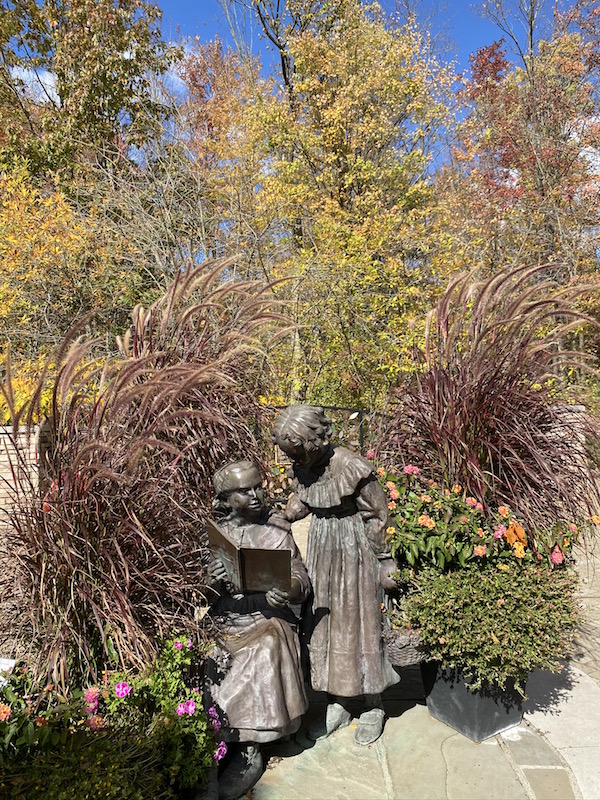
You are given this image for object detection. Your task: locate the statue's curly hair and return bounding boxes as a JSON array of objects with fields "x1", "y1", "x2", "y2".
[{"x1": 272, "y1": 405, "x2": 333, "y2": 452}]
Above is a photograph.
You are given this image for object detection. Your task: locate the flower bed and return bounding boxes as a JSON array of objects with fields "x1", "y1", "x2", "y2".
[{"x1": 0, "y1": 637, "x2": 223, "y2": 799}]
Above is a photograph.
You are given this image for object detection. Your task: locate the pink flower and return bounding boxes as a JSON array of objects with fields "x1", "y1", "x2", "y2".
[
  {"x1": 115, "y1": 682, "x2": 131, "y2": 698},
  {"x1": 493, "y1": 525, "x2": 506, "y2": 539},
  {"x1": 498, "y1": 505, "x2": 509, "y2": 518},
  {"x1": 376, "y1": 467, "x2": 385, "y2": 477},
  {"x1": 84, "y1": 687, "x2": 99, "y2": 703},
  {"x1": 465, "y1": 497, "x2": 477, "y2": 508},
  {"x1": 173, "y1": 641, "x2": 183, "y2": 650},
  {"x1": 85, "y1": 702, "x2": 98, "y2": 714},
  {"x1": 385, "y1": 481, "x2": 396, "y2": 490},
  {"x1": 214, "y1": 741, "x2": 228, "y2": 762},
  {"x1": 185, "y1": 700, "x2": 196, "y2": 715},
  {"x1": 476, "y1": 502, "x2": 484, "y2": 512},
  {"x1": 474, "y1": 544, "x2": 487, "y2": 557},
  {"x1": 389, "y1": 488, "x2": 400, "y2": 500},
  {"x1": 568, "y1": 523, "x2": 578, "y2": 536},
  {"x1": 0, "y1": 703, "x2": 11, "y2": 722},
  {"x1": 388, "y1": 501, "x2": 397, "y2": 510},
  {"x1": 187, "y1": 639, "x2": 193, "y2": 649},
  {"x1": 366, "y1": 450, "x2": 375, "y2": 460},
  {"x1": 176, "y1": 703, "x2": 187, "y2": 716},
  {"x1": 551, "y1": 546, "x2": 564, "y2": 565},
  {"x1": 459, "y1": 515, "x2": 468, "y2": 523},
  {"x1": 403, "y1": 465, "x2": 420, "y2": 475}
]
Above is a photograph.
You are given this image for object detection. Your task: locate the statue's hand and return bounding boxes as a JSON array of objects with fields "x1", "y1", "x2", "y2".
[
  {"x1": 208, "y1": 558, "x2": 229, "y2": 583},
  {"x1": 379, "y1": 558, "x2": 398, "y2": 591},
  {"x1": 265, "y1": 587, "x2": 290, "y2": 609}
]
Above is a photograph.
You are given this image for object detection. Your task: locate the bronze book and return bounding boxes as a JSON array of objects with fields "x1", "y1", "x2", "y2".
[{"x1": 207, "y1": 519, "x2": 291, "y2": 593}]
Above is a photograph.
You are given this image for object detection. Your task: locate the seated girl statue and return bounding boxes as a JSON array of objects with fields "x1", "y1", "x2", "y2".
[{"x1": 205, "y1": 459, "x2": 311, "y2": 800}]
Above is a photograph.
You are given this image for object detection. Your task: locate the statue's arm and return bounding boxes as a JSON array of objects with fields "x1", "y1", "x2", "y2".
[{"x1": 356, "y1": 476, "x2": 396, "y2": 589}]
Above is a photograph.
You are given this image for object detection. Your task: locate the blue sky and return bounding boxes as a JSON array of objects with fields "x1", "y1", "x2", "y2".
[{"x1": 158, "y1": 0, "x2": 504, "y2": 75}]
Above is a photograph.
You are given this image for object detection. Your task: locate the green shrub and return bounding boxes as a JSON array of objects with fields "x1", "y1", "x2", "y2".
[{"x1": 400, "y1": 561, "x2": 579, "y2": 694}]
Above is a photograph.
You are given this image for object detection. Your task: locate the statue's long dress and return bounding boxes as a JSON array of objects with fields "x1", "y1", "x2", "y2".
[
  {"x1": 286, "y1": 447, "x2": 399, "y2": 697},
  {"x1": 206, "y1": 513, "x2": 311, "y2": 743}
]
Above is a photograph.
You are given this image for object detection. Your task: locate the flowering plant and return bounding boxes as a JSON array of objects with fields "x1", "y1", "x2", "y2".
[
  {"x1": 379, "y1": 466, "x2": 574, "y2": 571},
  {"x1": 0, "y1": 636, "x2": 221, "y2": 798},
  {"x1": 376, "y1": 466, "x2": 582, "y2": 693}
]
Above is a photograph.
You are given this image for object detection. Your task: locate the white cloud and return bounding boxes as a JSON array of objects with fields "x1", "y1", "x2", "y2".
[{"x1": 11, "y1": 66, "x2": 59, "y2": 106}]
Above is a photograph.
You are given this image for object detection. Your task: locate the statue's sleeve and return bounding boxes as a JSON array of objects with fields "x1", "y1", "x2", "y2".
[{"x1": 356, "y1": 475, "x2": 390, "y2": 558}]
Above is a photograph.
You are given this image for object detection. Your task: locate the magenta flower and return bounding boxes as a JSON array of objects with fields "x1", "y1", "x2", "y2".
[
  {"x1": 176, "y1": 703, "x2": 187, "y2": 716},
  {"x1": 208, "y1": 706, "x2": 219, "y2": 720},
  {"x1": 214, "y1": 741, "x2": 228, "y2": 762},
  {"x1": 187, "y1": 639, "x2": 193, "y2": 649},
  {"x1": 493, "y1": 525, "x2": 507, "y2": 539},
  {"x1": 403, "y1": 465, "x2": 420, "y2": 475},
  {"x1": 85, "y1": 702, "x2": 98, "y2": 715},
  {"x1": 115, "y1": 681, "x2": 131, "y2": 698},
  {"x1": 366, "y1": 449, "x2": 375, "y2": 460},
  {"x1": 173, "y1": 641, "x2": 183, "y2": 650},
  {"x1": 551, "y1": 546, "x2": 564, "y2": 565},
  {"x1": 185, "y1": 700, "x2": 196, "y2": 715}
]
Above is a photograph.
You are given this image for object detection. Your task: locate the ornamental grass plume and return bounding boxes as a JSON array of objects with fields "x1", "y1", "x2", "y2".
[
  {"x1": 0, "y1": 258, "x2": 290, "y2": 693},
  {"x1": 377, "y1": 264, "x2": 600, "y2": 534}
]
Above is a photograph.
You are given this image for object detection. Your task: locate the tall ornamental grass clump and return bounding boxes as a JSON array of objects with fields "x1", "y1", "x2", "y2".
[
  {"x1": 377, "y1": 264, "x2": 600, "y2": 533},
  {"x1": 0, "y1": 259, "x2": 288, "y2": 693}
]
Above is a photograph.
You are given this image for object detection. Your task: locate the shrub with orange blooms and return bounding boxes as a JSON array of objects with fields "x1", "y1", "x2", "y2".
[{"x1": 378, "y1": 467, "x2": 571, "y2": 571}]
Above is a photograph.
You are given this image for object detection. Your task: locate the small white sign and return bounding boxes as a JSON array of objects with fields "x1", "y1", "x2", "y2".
[{"x1": 0, "y1": 658, "x2": 16, "y2": 688}]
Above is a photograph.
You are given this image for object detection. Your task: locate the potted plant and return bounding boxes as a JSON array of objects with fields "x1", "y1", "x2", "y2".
[{"x1": 378, "y1": 466, "x2": 582, "y2": 741}]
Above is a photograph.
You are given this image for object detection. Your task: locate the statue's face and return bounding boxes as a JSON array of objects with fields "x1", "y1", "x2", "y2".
[
  {"x1": 277, "y1": 434, "x2": 324, "y2": 468},
  {"x1": 225, "y1": 465, "x2": 265, "y2": 520}
]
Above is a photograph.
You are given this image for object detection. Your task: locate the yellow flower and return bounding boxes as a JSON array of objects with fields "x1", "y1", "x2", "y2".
[
  {"x1": 452, "y1": 484, "x2": 462, "y2": 493},
  {"x1": 562, "y1": 537, "x2": 570, "y2": 548},
  {"x1": 591, "y1": 515, "x2": 600, "y2": 525},
  {"x1": 386, "y1": 526, "x2": 395, "y2": 535},
  {"x1": 513, "y1": 542, "x2": 525, "y2": 559}
]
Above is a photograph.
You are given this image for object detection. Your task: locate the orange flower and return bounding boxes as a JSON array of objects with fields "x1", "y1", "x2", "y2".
[
  {"x1": 420, "y1": 494, "x2": 431, "y2": 503},
  {"x1": 452, "y1": 484, "x2": 462, "y2": 493},
  {"x1": 498, "y1": 505, "x2": 510, "y2": 518},
  {"x1": 418, "y1": 514, "x2": 435, "y2": 529},
  {"x1": 506, "y1": 521, "x2": 526, "y2": 546}
]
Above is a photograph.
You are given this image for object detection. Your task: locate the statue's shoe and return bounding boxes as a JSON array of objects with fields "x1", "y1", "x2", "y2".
[
  {"x1": 307, "y1": 702, "x2": 352, "y2": 741},
  {"x1": 354, "y1": 707, "x2": 385, "y2": 746},
  {"x1": 218, "y1": 744, "x2": 263, "y2": 800}
]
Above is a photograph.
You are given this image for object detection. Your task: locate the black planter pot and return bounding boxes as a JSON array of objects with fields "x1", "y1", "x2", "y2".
[{"x1": 420, "y1": 661, "x2": 524, "y2": 742}]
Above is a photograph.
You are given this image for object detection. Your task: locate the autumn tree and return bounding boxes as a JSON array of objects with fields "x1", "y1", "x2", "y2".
[
  {"x1": 431, "y1": 0, "x2": 600, "y2": 282},
  {"x1": 215, "y1": 0, "x2": 458, "y2": 406},
  {"x1": 0, "y1": 0, "x2": 175, "y2": 175}
]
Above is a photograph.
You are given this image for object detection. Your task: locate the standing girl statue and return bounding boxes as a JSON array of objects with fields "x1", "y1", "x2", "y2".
[{"x1": 272, "y1": 405, "x2": 398, "y2": 746}]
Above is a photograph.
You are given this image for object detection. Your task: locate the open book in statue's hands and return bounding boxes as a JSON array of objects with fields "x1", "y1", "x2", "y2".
[{"x1": 207, "y1": 519, "x2": 291, "y2": 593}]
